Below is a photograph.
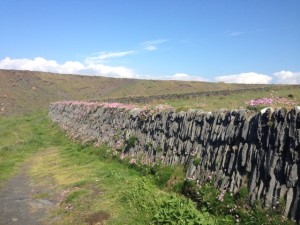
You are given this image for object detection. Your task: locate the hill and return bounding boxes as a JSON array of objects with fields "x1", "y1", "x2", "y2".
[{"x1": 0, "y1": 69, "x2": 282, "y2": 116}]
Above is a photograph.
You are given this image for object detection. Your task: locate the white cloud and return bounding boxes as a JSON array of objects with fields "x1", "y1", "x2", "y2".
[
  {"x1": 215, "y1": 72, "x2": 273, "y2": 84},
  {"x1": 2, "y1": 56, "x2": 299, "y2": 84},
  {"x1": 166, "y1": 73, "x2": 207, "y2": 81},
  {"x1": 0, "y1": 57, "x2": 136, "y2": 78},
  {"x1": 141, "y1": 39, "x2": 168, "y2": 47},
  {"x1": 143, "y1": 45, "x2": 156, "y2": 51},
  {"x1": 229, "y1": 29, "x2": 265, "y2": 37},
  {"x1": 139, "y1": 39, "x2": 167, "y2": 52},
  {"x1": 85, "y1": 50, "x2": 135, "y2": 64},
  {"x1": 86, "y1": 39, "x2": 167, "y2": 64},
  {"x1": 173, "y1": 73, "x2": 189, "y2": 79},
  {"x1": 273, "y1": 71, "x2": 300, "y2": 84},
  {"x1": 81, "y1": 63, "x2": 135, "y2": 78},
  {"x1": 0, "y1": 57, "x2": 59, "y2": 72},
  {"x1": 5, "y1": 56, "x2": 204, "y2": 81}
]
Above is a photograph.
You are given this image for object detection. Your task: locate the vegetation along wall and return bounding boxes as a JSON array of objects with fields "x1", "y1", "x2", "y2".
[{"x1": 49, "y1": 101, "x2": 300, "y2": 222}]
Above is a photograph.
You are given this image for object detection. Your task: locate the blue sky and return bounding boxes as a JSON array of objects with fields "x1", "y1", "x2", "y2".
[{"x1": 1, "y1": 0, "x2": 299, "y2": 83}]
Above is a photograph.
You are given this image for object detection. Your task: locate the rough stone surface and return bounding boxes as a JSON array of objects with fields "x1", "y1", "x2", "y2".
[{"x1": 49, "y1": 102, "x2": 300, "y2": 222}]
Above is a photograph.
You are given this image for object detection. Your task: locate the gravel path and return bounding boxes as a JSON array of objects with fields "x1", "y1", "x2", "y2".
[{"x1": 0, "y1": 163, "x2": 56, "y2": 225}]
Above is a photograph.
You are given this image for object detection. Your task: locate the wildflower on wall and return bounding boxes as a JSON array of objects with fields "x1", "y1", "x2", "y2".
[{"x1": 246, "y1": 97, "x2": 296, "y2": 110}]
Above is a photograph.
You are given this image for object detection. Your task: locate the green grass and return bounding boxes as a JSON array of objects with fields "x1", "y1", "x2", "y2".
[
  {"x1": 0, "y1": 112, "x2": 51, "y2": 184},
  {"x1": 149, "y1": 87, "x2": 300, "y2": 111}
]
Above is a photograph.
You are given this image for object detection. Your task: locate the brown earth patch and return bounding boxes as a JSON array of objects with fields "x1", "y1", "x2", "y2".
[{"x1": 85, "y1": 211, "x2": 110, "y2": 225}]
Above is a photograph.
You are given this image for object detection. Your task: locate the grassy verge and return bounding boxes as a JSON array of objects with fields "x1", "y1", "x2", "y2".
[
  {"x1": 30, "y1": 146, "x2": 217, "y2": 224},
  {"x1": 0, "y1": 112, "x2": 51, "y2": 185},
  {"x1": 149, "y1": 87, "x2": 300, "y2": 111}
]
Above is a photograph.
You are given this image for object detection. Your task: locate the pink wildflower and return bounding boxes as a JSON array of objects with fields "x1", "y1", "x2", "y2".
[
  {"x1": 93, "y1": 142, "x2": 100, "y2": 148},
  {"x1": 217, "y1": 189, "x2": 226, "y2": 202},
  {"x1": 207, "y1": 175, "x2": 212, "y2": 182},
  {"x1": 120, "y1": 154, "x2": 125, "y2": 161},
  {"x1": 129, "y1": 158, "x2": 137, "y2": 165},
  {"x1": 115, "y1": 139, "x2": 124, "y2": 150}
]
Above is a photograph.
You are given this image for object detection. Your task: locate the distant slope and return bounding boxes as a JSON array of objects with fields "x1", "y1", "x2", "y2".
[{"x1": 0, "y1": 69, "x2": 270, "y2": 116}]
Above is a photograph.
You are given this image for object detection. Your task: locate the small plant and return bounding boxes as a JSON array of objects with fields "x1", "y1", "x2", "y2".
[
  {"x1": 181, "y1": 179, "x2": 201, "y2": 202},
  {"x1": 156, "y1": 145, "x2": 162, "y2": 153},
  {"x1": 139, "y1": 109, "x2": 150, "y2": 120},
  {"x1": 153, "y1": 165, "x2": 174, "y2": 188},
  {"x1": 193, "y1": 158, "x2": 201, "y2": 167},
  {"x1": 267, "y1": 121, "x2": 274, "y2": 127},
  {"x1": 146, "y1": 142, "x2": 153, "y2": 150},
  {"x1": 153, "y1": 195, "x2": 216, "y2": 224},
  {"x1": 126, "y1": 135, "x2": 137, "y2": 148}
]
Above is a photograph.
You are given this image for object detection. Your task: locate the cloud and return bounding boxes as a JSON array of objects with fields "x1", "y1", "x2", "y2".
[
  {"x1": 229, "y1": 29, "x2": 265, "y2": 37},
  {"x1": 215, "y1": 72, "x2": 273, "y2": 84},
  {"x1": 140, "y1": 39, "x2": 168, "y2": 47},
  {"x1": 0, "y1": 57, "x2": 136, "y2": 78},
  {"x1": 139, "y1": 39, "x2": 167, "y2": 52},
  {"x1": 85, "y1": 50, "x2": 136, "y2": 64},
  {"x1": 0, "y1": 55, "x2": 206, "y2": 81},
  {"x1": 2, "y1": 56, "x2": 299, "y2": 84},
  {"x1": 86, "y1": 39, "x2": 167, "y2": 64},
  {"x1": 166, "y1": 73, "x2": 208, "y2": 81},
  {"x1": 143, "y1": 45, "x2": 157, "y2": 51},
  {"x1": 273, "y1": 71, "x2": 300, "y2": 84},
  {"x1": 173, "y1": 73, "x2": 189, "y2": 79}
]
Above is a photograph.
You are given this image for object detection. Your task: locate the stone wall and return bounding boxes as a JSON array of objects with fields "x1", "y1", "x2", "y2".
[{"x1": 49, "y1": 101, "x2": 300, "y2": 222}]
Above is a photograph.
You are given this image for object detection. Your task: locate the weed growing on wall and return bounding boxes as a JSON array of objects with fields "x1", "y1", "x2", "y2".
[
  {"x1": 193, "y1": 158, "x2": 201, "y2": 167},
  {"x1": 126, "y1": 136, "x2": 137, "y2": 148}
]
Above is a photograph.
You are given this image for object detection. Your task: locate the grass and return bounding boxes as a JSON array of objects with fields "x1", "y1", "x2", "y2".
[
  {"x1": 0, "y1": 112, "x2": 50, "y2": 184},
  {"x1": 149, "y1": 87, "x2": 300, "y2": 111}
]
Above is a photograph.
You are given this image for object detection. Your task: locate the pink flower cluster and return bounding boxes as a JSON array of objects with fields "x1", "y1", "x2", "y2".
[
  {"x1": 129, "y1": 158, "x2": 137, "y2": 165},
  {"x1": 247, "y1": 97, "x2": 296, "y2": 108},
  {"x1": 207, "y1": 175, "x2": 212, "y2": 182},
  {"x1": 93, "y1": 141, "x2": 101, "y2": 148},
  {"x1": 155, "y1": 104, "x2": 173, "y2": 111},
  {"x1": 217, "y1": 188, "x2": 226, "y2": 202},
  {"x1": 249, "y1": 98, "x2": 273, "y2": 107},
  {"x1": 120, "y1": 154, "x2": 126, "y2": 161},
  {"x1": 140, "y1": 157, "x2": 152, "y2": 166},
  {"x1": 114, "y1": 139, "x2": 124, "y2": 150}
]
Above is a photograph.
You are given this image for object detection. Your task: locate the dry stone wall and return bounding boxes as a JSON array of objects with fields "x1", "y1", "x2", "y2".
[{"x1": 49, "y1": 101, "x2": 300, "y2": 222}]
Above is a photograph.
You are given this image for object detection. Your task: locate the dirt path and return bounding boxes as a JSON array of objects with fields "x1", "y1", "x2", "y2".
[{"x1": 0, "y1": 157, "x2": 58, "y2": 225}]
